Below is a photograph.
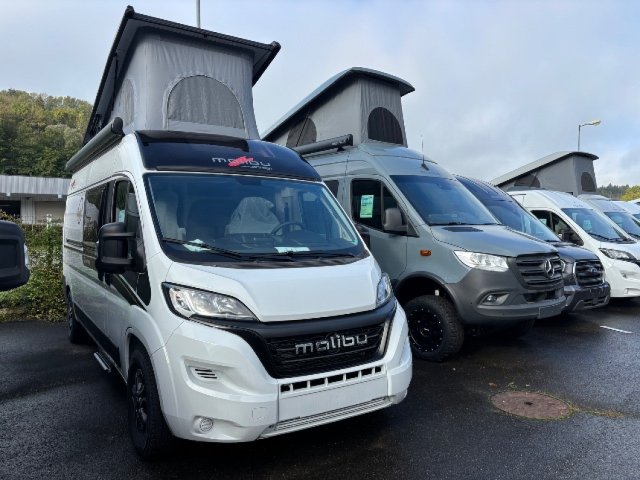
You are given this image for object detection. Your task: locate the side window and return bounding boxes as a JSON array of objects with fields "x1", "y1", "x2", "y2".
[
  {"x1": 114, "y1": 181, "x2": 128, "y2": 224},
  {"x1": 325, "y1": 180, "x2": 339, "y2": 198},
  {"x1": 83, "y1": 184, "x2": 107, "y2": 250},
  {"x1": 113, "y1": 181, "x2": 141, "y2": 238},
  {"x1": 351, "y1": 179, "x2": 383, "y2": 229},
  {"x1": 531, "y1": 210, "x2": 551, "y2": 227},
  {"x1": 550, "y1": 212, "x2": 572, "y2": 235}
]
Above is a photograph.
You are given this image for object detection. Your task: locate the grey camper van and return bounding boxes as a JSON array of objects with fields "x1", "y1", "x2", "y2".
[
  {"x1": 456, "y1": 175, "x2": 609, "y2": 312},
  {"x1": 263, "y1": 68, "x2": 567, "y2": 361},
  {"x1": 0, "y1": 220, "x2": 29, "y2": 291}
]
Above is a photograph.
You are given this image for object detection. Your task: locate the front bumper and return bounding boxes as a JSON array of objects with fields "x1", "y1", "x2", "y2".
[
  {"x1": 152, "y1": 306, "x2": 411, "y2": 442},
  {"x1": 563, "y1": 282, "x2": 610, "y2": 312},
  {"x1": 602, "y1": 259, "x2": 640, "y2": 298},
  {"x1": 447, "y1": 268, "x2": 566, "y2": 326}
]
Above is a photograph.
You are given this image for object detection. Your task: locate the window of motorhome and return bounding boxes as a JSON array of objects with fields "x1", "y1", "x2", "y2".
[
  {"x1": 83, "y1": 184, "x2": 107, "y2": 254},
  {"x1": 392, "y1": 176, "x2": 496, "y2": 226},
  {"x1": 351, "y1": 179, "x2": 406, "y2": 231},
  {"x1": 146, "y1": 174, "x2": 364, "y2": 263},
  {"x1": 602, "y1": 211, "x2": 640, "y2": 238},
  {"x1": 324, "y1": 180, "x2": 339, "y2": 198},
  {"x1": 562, "y1": 208, "x2": 629, "y2": 242},
  {"x1": 367, "y1": 107, "x2": 403, "y2": 144}
]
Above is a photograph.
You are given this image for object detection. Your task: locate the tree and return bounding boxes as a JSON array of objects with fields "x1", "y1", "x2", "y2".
[{"x1": 621, "y1": 185, "x2": 640, "y2": 201}]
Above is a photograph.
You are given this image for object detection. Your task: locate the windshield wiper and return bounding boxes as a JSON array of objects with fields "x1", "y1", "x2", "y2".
[
  {"x1": 248, "y1": 251, "x2": 358, "y2": 261},
  {"x1": 588, "y1": 232, "x2": 618, "y2": 242},
  {"x1": 162, "y1": 238, "x2": 247, "y2": 260}
]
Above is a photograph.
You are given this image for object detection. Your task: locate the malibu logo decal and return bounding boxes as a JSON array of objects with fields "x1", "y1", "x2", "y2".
[{"x1": 212, "y1": 156, "x2": 272, "y2": 171}]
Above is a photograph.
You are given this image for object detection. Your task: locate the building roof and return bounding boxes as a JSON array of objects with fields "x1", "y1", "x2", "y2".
[
  {"x1": 0, "y1": 175, "x2": 70, "y2": 197},
  {"x1": 261, "y1": 67, "x2": 414, "y2": 141},
  {"x1": 491, "y1": 151, "x2": 599, "y2": 186},
  {"x1": 84, "y1": 5, "x2": 280, "y2": 144}
]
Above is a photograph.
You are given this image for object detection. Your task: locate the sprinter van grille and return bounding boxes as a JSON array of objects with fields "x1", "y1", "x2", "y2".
[
  {"x1": 575, "y1": 260, "x2": 604, "y2": 287},
  {"x1": 515, "y1": 254, "x2": 564, "y2": 289}
]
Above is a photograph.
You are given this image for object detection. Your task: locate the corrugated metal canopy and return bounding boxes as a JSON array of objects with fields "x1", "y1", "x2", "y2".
[
  {"x1": 491, "y1": 151, "x2": 599, "y2": 186},
  {"x1": 261, "y1": 67, "x2": 415, "y2": 142},
  {"x1": 84, "y1": 5, "x2": 280, "y2": 144},
  {"x1": 0, "y1": 175, "x2": 70, "y2": 196}
]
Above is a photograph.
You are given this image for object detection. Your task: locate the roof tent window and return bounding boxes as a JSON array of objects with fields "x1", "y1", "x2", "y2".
[
  {"x1": 367, "y1": 107, "x2": 403, "y2": 144},
  {"x1": 168, "y1": 76, "x2": 245, "y2": 129},
  {"x1": 286, "y1": 117, "x2": 317, "y2": 148},
  {"x1": 581, "y1": 172, "x2": 596, "y2": 192},
  {"x1": 515, "y1": 174, "x2": 540, "y2": 188}
]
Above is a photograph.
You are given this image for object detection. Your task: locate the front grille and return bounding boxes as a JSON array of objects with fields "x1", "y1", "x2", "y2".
[
  {"x1": 515, "y1": 254, "x2": 564, "y2": 288},
  {"x1": 575, "y1": 260, "x2": 604, "y2": 287},
  {"x1": 266, "y1": 321, "x2": 389, "y2": 378}
]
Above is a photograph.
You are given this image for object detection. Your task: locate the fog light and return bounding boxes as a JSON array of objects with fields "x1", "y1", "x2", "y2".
[
  {"x1": 199, "y1": 417, "x2": 214, "y2": 433},
  {"x1": 481, "y1": 293, "x2": 508, "y2": 305},
  {"x1": 485, "y1": 294, "x2": 498, "y2": 303}
]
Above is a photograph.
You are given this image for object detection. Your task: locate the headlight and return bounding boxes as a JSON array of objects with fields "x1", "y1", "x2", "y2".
[
  {"x1": 164, "y1": 283, "x2": 256, "y2": 321},
  {"x1": 600, "y1": 249, "x2": 636, "y2": 262},
  {"x1": 376, "y1": 273, "x2": 393, "y2": 306},
  {"x1": 454, "y1": 251, "x2": 509, "y2": 272}
]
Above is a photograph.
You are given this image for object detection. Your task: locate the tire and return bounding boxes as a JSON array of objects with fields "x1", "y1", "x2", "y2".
[
  {"x1": 498, "y1": 319, "x2": 535, "y2": 339},
  {"x1": 405, "y1": 295, "x2": 464, "y2": 362},
  {"x1": 128, "y1": 346, "x2": 173, "y2": 460},
  {"x1": 67, "y1": 291, "x2": 88, "y2": 344}
]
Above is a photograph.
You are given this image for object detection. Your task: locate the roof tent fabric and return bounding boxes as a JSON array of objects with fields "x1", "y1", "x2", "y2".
[
  {"x1": 262, "y1": 67, "x2": 414, "y2": 149},
  {"x1": 492, "y1": 151, "x2": 599, "y2": 196},
  {"x1": 84, "y1": 6, "x2": 280, "y2": 144}
]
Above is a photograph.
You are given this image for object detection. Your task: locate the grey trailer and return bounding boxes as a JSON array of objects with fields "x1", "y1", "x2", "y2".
[
  {"x1": 264, "y1": 67, "x2": 566, "y2": 362},
  {"x1": 491, "y1": 151, "x2": 599, "y2": 196}
]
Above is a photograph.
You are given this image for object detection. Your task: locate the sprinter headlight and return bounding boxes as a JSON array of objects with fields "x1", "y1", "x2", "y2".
[
  {"x1": 164, "y1": 283, "x2": 256, "y2": 321},
  {"x1": 600, "y1": 249, "x2": 636, "y2": 262},
  {"x1": 376, "y1": 273, "x2": 393, "y2": 306},
  {"x1": 454, "y1": 251, "x2": 509, "y2": 272}
]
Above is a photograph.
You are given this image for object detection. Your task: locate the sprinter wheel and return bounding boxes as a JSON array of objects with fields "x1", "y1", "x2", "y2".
[
  {"x1": 405, "y1": 295, "x2": 464, "y2": 362},
  {"x1": 67, "y1": 291, "x2": 87, "y2": 344},
  {"x1": 128, "y1": 347, "x2": 173, "y2": 460}
]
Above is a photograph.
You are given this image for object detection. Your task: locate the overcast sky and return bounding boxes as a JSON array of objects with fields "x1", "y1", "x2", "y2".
[{"x1": 1, "y1": 0, "x2": 639, "y2": 186}]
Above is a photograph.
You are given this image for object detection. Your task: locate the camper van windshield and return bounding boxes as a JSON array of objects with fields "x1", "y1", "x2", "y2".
[
  {"x1": 146, "y1": 174, "x2": 364, "y2": 264},
  {"x1": 602, "y1": 211, "x2": 640, "y2": 239},
  {"x1": 562, "y1": 208, "x2": 630, "y2": 242},
  {"x1": 391, "y1": 175, "x2": 497, "y2": 226}
]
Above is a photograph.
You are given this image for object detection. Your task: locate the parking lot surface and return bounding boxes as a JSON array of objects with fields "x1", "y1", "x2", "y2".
[{"x1": 1, "y1": 300, "x2": 640, "y2": 480}]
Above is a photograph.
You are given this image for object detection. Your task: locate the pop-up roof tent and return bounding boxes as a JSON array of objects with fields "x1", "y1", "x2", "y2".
[
  {"x1": 83, "y1": 6, "x2": 280, "y2": 145},
  {"x1": 491, "y1": 151, "x2": 600, "y2": 196},
  {"x1": 262, "y1": 67, "x2": 414, "y2": 150}
]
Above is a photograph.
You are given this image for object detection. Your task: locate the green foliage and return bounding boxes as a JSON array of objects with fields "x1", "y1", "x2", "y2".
[
  {"x1": 0, "y1": 89, "x2": 91, "y2": 177},
  {"x1": 0, "y1": 213, "x2": 66, "y2": 322},
  {"x1": 596, "y1": 183, "x2": 630, "y2": 200},
  {"x1": 621, "y1": 185, "x2": 640, "y2": 201}
]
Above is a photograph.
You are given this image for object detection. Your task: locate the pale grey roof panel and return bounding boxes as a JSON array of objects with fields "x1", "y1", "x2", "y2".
[{"x1": 491, "y1": 151, "x2": 598, "y2": 186}]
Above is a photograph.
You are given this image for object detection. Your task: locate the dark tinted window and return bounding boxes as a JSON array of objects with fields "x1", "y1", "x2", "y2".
[
  {"x1": 581, "y1": 172, "x2": 596, "y2": 192},
  {"x1": 83, "y1": 184, "x2": 106, "y2": 247},
  {"x1": 286, "y1": 118, "x2": 317, "y2": 148},
  {"x1": 367, "y1": 107, "x2": 403, "y2": 144},
  {"x1": 351, "y1": 179, "x2": 405, "y2": 231},
  {"x1": 325, "y1": 180, "x2": 339, "y2": 198}
]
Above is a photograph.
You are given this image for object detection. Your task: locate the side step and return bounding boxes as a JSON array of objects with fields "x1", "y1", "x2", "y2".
[{"x1": 93, "y1": 351, "x2": 112, "y2": 373}]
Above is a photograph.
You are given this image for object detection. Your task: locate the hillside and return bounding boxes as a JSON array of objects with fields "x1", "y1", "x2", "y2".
[{"x1": 0, "y1": 89, "x2": 91, "y2": 178}]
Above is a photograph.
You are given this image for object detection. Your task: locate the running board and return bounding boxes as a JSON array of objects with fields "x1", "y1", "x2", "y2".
[{"x1": 93, "y1": 351, "x2": 112, "y2": 373}]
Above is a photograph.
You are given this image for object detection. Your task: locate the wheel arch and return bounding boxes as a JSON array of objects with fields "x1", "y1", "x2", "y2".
[{"x1": 394, "y1": 273, "x2": 456, "y2": 306}]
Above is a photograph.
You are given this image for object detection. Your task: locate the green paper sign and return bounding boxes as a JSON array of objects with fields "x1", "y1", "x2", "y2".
[{"x1": 360, "y1": 195, "x2": 374, "y2": 218}]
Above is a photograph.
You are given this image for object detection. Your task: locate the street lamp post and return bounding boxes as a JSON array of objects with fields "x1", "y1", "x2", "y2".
[{"x1": 578, "y1": 120, "x2": 601, "y2": 151}]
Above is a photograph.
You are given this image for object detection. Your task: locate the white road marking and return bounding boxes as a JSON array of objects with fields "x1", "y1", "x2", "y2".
[{"x1": 599, "y1": 326, "x2": 633, "y2": 334}]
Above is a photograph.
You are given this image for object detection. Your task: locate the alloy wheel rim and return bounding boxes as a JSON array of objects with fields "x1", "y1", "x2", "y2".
[
  {"x1": 408, "y1": 307, "x2": 445, "y2": 353},
  {"x1": 131, "y1": 369, "x2": 148, "y2": 433}
]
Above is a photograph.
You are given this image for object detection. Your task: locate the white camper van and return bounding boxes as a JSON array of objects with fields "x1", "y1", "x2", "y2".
[
  {"x1": 63, "y1": 9, "x2": 410, "y2": 459},
  {"x1": 509, "y1": 189, "x2": 640, "y2": 298},
  {"x1": 578, "y1": 194, "x2": 640, "y2": 240},
  {"x1": 615, "y1": 200, "x2": 640, "y2": 221}
]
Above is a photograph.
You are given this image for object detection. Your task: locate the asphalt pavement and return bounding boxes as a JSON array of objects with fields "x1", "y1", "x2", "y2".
[{"x1": 1, "y1": 299, "x2": 640, "y2": 480}]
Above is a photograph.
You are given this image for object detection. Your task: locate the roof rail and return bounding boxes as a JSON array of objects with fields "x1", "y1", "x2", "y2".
[
  {"x1": 293, "y1": 134, "x2": 353, "y2": 156},
  {"x1": 66, "y1": 117, "x2": 125, "y2": 173}
]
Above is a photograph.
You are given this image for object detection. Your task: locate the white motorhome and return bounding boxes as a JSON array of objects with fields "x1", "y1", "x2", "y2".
[
  {"x1": 63, "y1": 8, "x2": 410, "y2": 459},
  {"x1": 509, "y1": 189, "x2": 640, "y2": 298},
  {"x1": 615, "y1": 200, "x2": 640, "y2": 221},
  {"x1": 577, "y1": 194, "x2": 640, "y2": 240}
]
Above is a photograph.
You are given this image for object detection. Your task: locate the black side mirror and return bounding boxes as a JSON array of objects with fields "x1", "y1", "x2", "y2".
[
  {"x1": 96, "y1": 222, "x2": 135, "y2": 274},
  {"x1": 383, "y1": 207, "x2": 407, "y2": 234},
  {"x1": 0, "y1": 220, "x2": 30, "y2": 292}
]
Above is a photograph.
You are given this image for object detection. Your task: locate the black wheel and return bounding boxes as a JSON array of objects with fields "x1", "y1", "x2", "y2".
[
  {"x1": 128, "y1": 347, "x2": 173, "y2": 460},
  {"x1": 405, "y1": 295, "x2": 464, "y2": 362},
  {"x1": 67, "y1": 291, "x2": 87, "y2": 344},
  {"x1": 497, "y1": 319, "x2": 535, "y2": 339}
]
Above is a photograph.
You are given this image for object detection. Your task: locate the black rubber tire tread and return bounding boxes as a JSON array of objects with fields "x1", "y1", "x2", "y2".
[
  {"x1": 67, "y1": 292, "x2": 88, "y2": 344},
  {"x1": 405, "y1": 295, "x2": 464, "y2": 362},
  {"x1": 128, "y1": 347, "x2": 173, "y2": 460},
  {"x1": 498, "y1": 319, "x2": 535, "y2": 339}
]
